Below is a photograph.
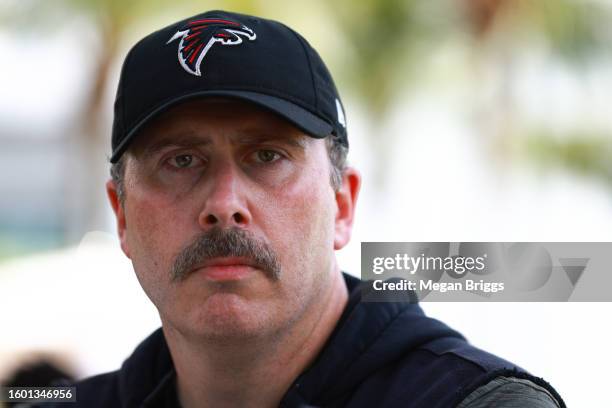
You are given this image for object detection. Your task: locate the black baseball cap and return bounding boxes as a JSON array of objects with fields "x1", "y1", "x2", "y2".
[{"x1": 110, "y1": 10, "x2": 348, "y2": 163}]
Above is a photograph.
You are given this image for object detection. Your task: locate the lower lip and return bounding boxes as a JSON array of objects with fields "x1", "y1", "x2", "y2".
[{"x1": 199, "y1": 265, "x2": 255, "y2": 282}]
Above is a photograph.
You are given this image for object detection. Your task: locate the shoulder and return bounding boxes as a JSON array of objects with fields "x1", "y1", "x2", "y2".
[
  {"x1": 341, "y1": 342, "x2": 565, "y2": 408},
  {"x1": 326, "y1": 276, "x2": 565, "y2": 407},
  {"x1": 457, "y1": 376, "x2": 563, "y2": 408}
]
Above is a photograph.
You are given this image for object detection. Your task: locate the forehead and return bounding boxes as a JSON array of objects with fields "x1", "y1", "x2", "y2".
[{"x1": 130, "y1": 98, "x2": 313, "y2": 153}]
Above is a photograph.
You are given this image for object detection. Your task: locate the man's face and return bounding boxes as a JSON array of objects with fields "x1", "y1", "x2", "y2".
[{"x1": 107, "y1": 99, "x2": 357, "y2": 341}]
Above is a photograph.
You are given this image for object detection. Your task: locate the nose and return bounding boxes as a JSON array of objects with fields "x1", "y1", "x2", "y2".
[{"x1": 198, "y1": 162, "x2": 252, "y2": 229}]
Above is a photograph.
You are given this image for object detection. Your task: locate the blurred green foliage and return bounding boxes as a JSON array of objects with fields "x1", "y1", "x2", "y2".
[
  {"x1": 514, "y1": 0, "x2": 609, "y2": 61},
  {"x1": 525, "y1": 132, "x2": 612, "y2": 184},
  {"x1": 328, "y1": 0, "x2": 450, "y2": 118}
]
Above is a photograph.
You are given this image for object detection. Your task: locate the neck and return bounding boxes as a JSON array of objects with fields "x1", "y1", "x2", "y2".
[{"x1": 163, "y1": 270, "x2": 349, "y2": 408}]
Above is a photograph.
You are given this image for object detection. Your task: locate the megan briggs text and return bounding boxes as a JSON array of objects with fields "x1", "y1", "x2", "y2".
[{"x1": 373, "y1": 279, "x2": 505, "y2": 293}]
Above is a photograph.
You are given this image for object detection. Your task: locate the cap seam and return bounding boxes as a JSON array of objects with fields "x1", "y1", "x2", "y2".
[
  {"x1": 284, "y1": 26, "x2": 319, "y2": 112},
  {"x1": 120, "y1": 46, "x2": 139, "y2": 143}
]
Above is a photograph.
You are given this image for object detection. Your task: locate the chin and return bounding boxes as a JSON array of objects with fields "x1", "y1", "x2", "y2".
[{"x1": 185, "y1": 292, "x2": 277, "y2": 341}]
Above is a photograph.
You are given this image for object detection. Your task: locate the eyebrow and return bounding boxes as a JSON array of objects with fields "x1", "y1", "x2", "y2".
[
  {"x1": 141, "y1": 133, "x2": 212, "y2": 156},
  {"x1": 141, "y1": 131, "x2": 309, "y2": 156},
  {"x1": 232, "y1": 133, "x2": 308, "y2": 149}
]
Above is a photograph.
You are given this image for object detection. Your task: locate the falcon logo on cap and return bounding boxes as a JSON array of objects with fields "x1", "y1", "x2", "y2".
[{"x1": 167, "y1": 18, "x2": 256, "y2": 77}]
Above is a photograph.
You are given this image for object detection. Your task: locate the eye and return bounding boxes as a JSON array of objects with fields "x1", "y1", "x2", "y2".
[
  {"x1": 167, "y1": 154, "x2": 202, "y2": 169},
  {"x1": 255, "y1": 150, "x2": 281, "y2": 163}
]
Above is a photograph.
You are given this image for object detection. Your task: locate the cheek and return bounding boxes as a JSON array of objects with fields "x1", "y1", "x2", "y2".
[
  {"x1": 123, "y1": 186, "x2": 196, "y2": 302},
  {"x1": 126, "y1": 169, "x2": 196, "y2": 250},
  {"x1": 258, "y1": 166, "x2": 337, "y2": 273}
]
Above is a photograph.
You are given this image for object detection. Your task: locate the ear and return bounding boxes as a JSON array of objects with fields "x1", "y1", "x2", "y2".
[
  {"x1": 334, "y1": 167, "x2": 361, "y2": 250},
  {"x1": 106, "y1": 179, "x2": 131, "y2": 258}
]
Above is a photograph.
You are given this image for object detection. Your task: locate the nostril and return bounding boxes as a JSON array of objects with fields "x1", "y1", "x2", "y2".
[
  {"x1": 233, "y1": 212, "x2": 244, "y2": 224},
  {"x1": 205, "y1": 214, "x2": 218, "y2": 225}
]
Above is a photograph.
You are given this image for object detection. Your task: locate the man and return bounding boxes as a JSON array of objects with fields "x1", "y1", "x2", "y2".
[{"x1": 44, "y1": 10, "x2": 564, "y2": 408}]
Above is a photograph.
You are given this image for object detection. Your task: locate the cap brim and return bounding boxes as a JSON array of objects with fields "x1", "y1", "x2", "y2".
[{"x1": 110, "y1": 90, "x2": 333, "y2": 163}]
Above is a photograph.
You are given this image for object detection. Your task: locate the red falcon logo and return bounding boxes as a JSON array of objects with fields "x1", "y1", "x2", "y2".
[{"x1": 167, "y1": 18, "x2": 256, "y2": 77}]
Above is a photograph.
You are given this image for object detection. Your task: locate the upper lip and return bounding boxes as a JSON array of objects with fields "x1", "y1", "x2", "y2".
[{"x1": 196, "y1": 257, "x2": 258, "y2": 269}]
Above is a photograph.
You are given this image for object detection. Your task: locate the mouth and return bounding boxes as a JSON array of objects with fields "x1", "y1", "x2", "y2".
[{"x1": 194, "y1": 257, "x2": 259, "y2": 282}]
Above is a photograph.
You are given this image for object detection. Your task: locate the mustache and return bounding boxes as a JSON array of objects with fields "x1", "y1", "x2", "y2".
[{"x1": 170, "y1": 227, "x2": 281, "y2": 282}]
